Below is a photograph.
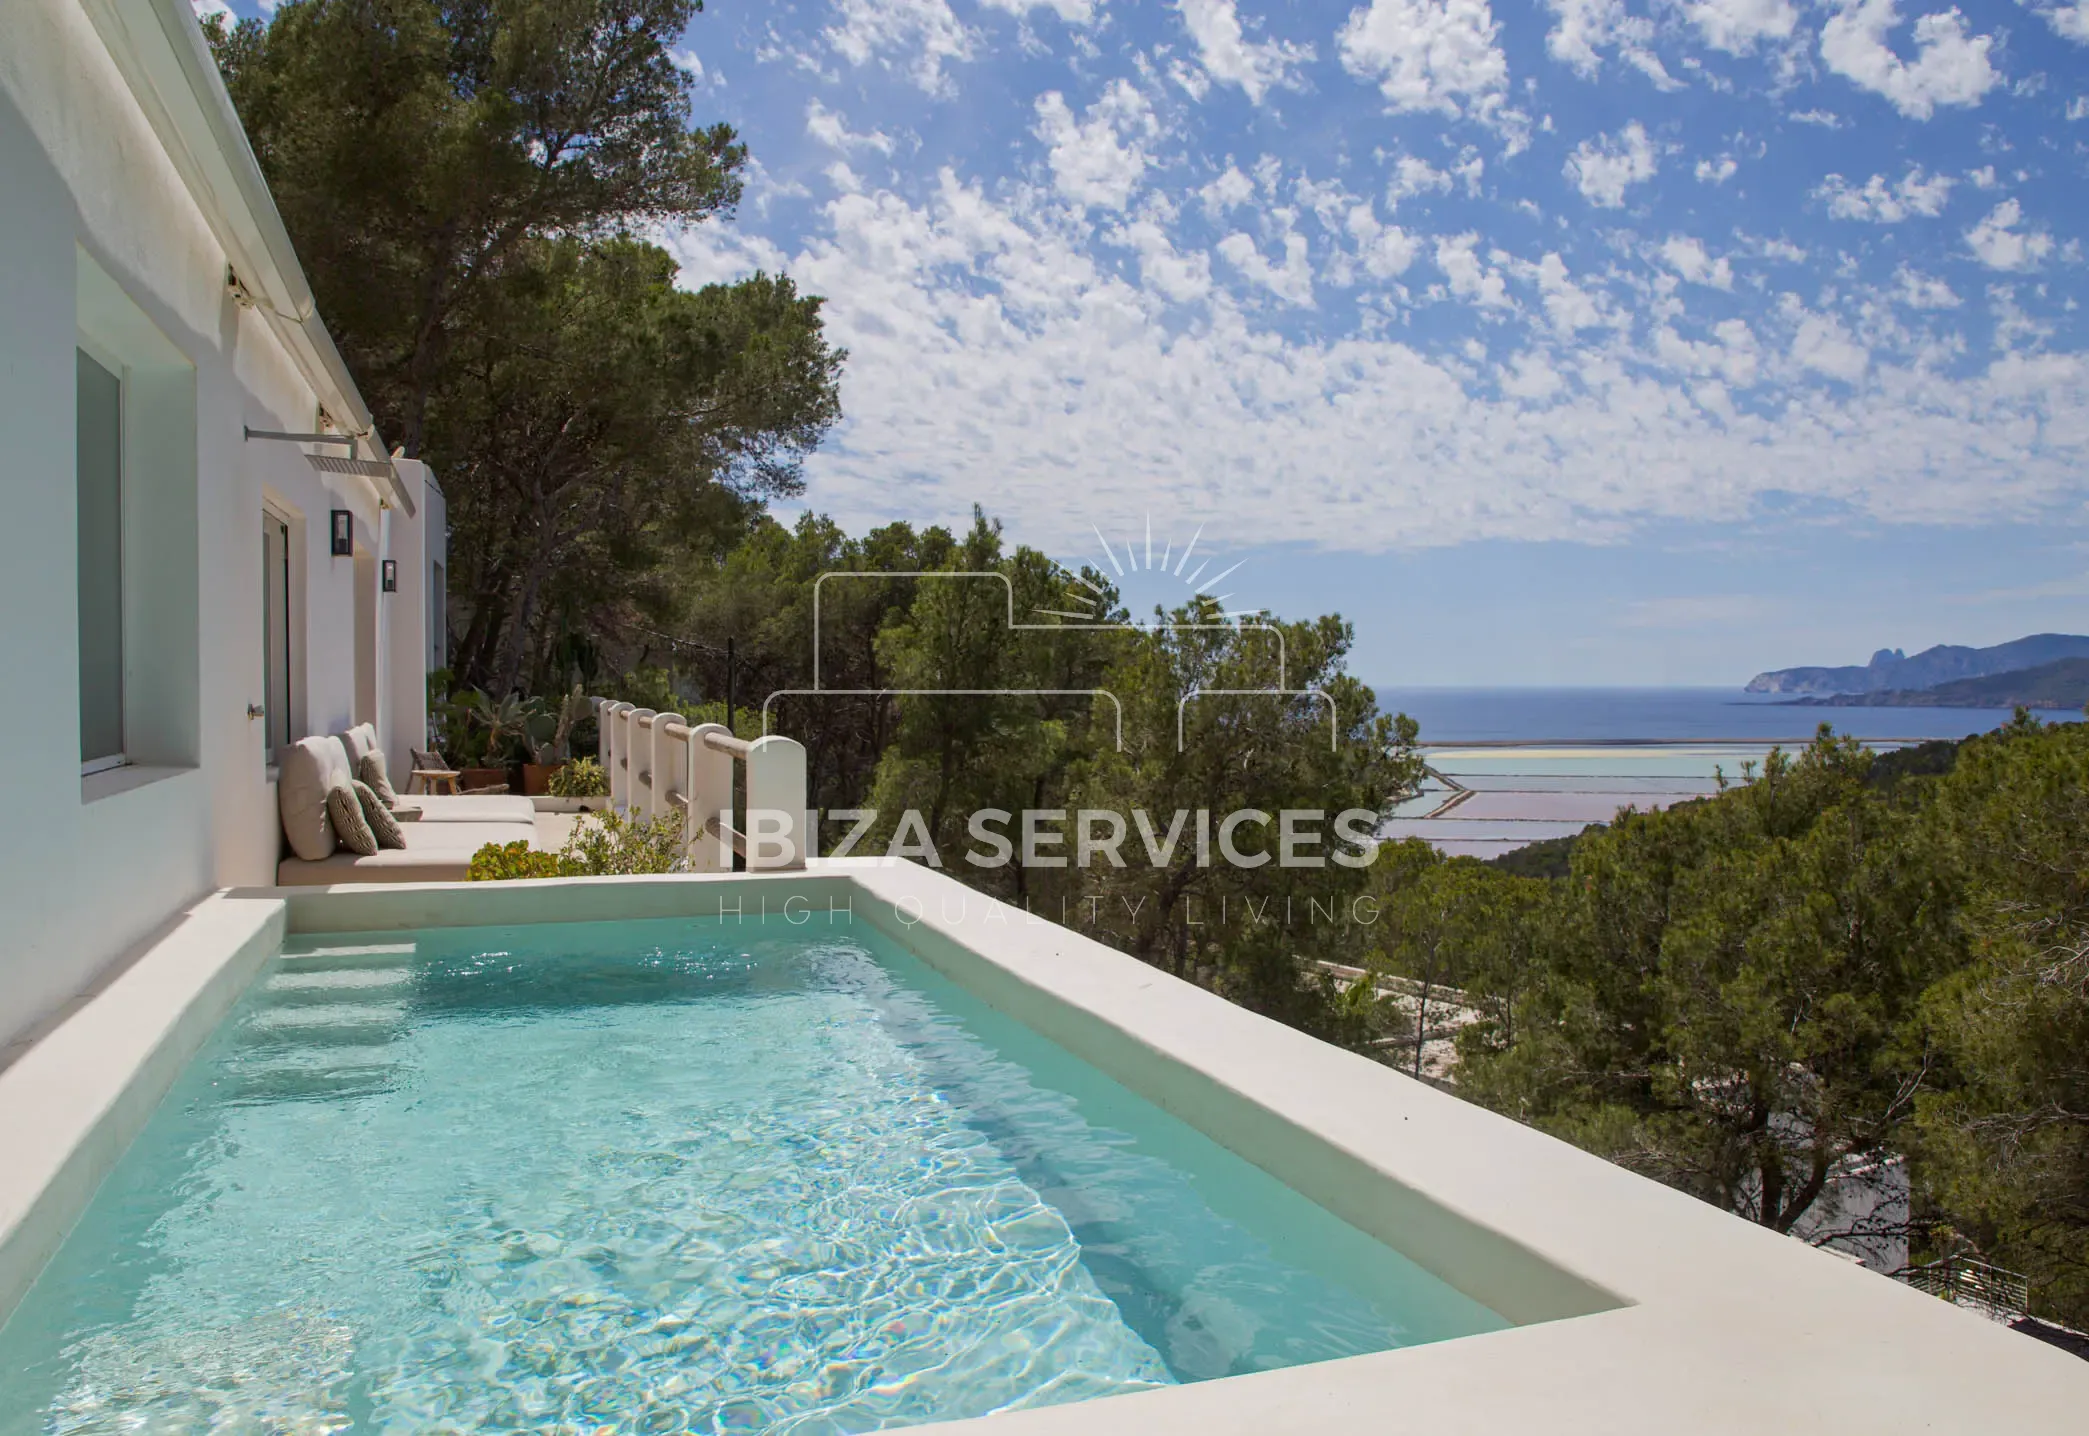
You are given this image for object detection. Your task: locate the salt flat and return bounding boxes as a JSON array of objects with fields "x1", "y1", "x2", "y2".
[{"x1": 1381, "y1": 745, "x2": 1781, "y2": 861}]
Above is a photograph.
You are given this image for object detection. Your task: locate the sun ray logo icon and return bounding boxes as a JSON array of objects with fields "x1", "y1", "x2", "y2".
[{"x1": 1039, "y1": 515, "x2": 1257, "y2": 625}]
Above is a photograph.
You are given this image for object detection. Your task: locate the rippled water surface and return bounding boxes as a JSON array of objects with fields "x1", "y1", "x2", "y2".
[{"x1": 0, "y1": 917, "x2": 1505, "y2": 1433}]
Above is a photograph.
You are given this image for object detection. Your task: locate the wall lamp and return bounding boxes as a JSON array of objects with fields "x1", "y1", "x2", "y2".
[
  {"x1": 382, "y1": 559, "x2": 398, "y2": 592},
  {"x1": 330, "y1": 510, "x2": 353, "y2": 556}
]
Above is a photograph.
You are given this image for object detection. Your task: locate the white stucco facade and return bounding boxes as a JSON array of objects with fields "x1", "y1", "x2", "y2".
[{"x1": 0, "y1": 0, "x2": 437, "y2": 1056}]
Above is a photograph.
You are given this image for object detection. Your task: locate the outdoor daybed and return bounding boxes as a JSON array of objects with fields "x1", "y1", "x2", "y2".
[{"x1": 276, "y1": 726, "x2": 536, "y2": 885}]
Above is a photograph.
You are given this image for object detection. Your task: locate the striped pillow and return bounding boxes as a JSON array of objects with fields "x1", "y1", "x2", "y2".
[
  {"x1": 355, "y1": 779, "x2": 406, "y2": 849},
  {"x1": 327, "y1": 784, "x2": 378, "y2": 856},
  {"x1": 358, "y1": 750, "x2": 401, "y2": 807}
]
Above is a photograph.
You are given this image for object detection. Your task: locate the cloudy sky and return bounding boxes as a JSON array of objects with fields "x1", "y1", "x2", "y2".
[{"x1": 216, "y1": 0, "x2": 2089, "y2": 682}]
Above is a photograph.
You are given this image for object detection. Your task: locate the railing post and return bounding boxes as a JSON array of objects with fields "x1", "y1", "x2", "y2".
[
  {"x1": 655, "y1": 717, "x2": 692, "y2": 831},
  {"x1": 627, "y1": 709, "x2": 657, "y2": 815},
  {"x1": 603, "y1": 701, "x2": 633, "y2": 811},
  {"x1": 649, "y1": 713, "x2": 685, "y2": 822},
  {"x1": 686, "y1": 722, "x2": 735, "y2": 872},
  {"x1": 745, "y1": 735, "x2": 808, "y2": 871}
]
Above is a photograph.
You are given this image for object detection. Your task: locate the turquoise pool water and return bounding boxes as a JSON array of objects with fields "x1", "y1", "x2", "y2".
[{"x1": 0, "y1": 917, "x2": 1505, "y2": 1433}]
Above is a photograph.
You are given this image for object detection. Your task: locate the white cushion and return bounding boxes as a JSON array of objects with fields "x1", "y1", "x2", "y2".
[
  {"x1": 335, "y1": 723, "x2": 379, "y2": 771},
  {"x1": 410, "y1": 794, "x2": 538, "y2": 824},
  {"x1": 278, "y1": 737, "x2": 341, "y2": 861}
]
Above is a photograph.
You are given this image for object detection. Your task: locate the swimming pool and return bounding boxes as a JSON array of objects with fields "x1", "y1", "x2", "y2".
[{"x1": 0, "y1": 915, "x2": 1504, "y2": 1433}]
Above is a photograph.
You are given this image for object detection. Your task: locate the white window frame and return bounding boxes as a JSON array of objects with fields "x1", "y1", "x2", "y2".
[
  {"x1": 76, "y1": 332, "x2": 128, "y2": 777},
  {"x1": 262, "y1": 500, "x2": 299, "y2": 766}
]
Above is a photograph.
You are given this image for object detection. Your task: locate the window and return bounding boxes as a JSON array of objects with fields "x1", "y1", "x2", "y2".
[
  {"x1": 77, "y1": 348, "x2": 124, "y2": 771},
  {"x1": 263, "y1": 512, "x2": 292, "y2": 760},
  {"x1": 429, "y1": 560, "x2": 446, "y2": 670}
]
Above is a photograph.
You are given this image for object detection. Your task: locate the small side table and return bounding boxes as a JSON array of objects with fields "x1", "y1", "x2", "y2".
[{"x1": 412, "y1": 768, "x2": 462, "y2": 795}]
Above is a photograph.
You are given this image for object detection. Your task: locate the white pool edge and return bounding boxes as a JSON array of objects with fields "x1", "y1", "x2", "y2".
[{"x1": 1, "y1": 866, "x2": 2084, "y2": 1432}]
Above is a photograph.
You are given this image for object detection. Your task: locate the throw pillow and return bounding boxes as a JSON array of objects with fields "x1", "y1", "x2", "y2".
[
  {"x1": 355, "y1": 779, "x2": 406, "y2": 849},
  {"x1": 327, "y1": 783, "x2": 379, "y2": 856},
  {"x1": 359, "y1": 750, "x2": 400, "y2": 806}
]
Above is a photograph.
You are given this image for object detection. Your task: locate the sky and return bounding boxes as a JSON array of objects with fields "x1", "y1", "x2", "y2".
[{"x1": 209, "y1": 0, "x2": 2089, "y2": 684}]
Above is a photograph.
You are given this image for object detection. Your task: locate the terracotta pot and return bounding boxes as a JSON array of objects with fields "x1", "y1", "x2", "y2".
[
  {"x1": 461, "y1": 766, "x2": 510, "y2": 792},
  {"x1": 522, "y1": 762, "x2": 561, "y2": 796}
]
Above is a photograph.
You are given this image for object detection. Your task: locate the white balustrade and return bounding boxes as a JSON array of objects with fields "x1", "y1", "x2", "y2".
[{"x1": 590, "y1": 698, "x2": 808, "y2": 870}]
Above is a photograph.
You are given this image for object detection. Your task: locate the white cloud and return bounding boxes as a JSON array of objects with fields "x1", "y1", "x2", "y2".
[
  {"x1": 1175, "y1": 0, "x2": 1315, "y2": 104},
  {"x1": 1387, "y1": 154, "x2": 1455, "y2": 207},
  {"x1": 806, "y1": 99, "x2": 896, "y2": 156},
  {"x1": 978, "y1": 0, "x2": 1098, "y2": 21},
  {"x1": 190, "y1": 0, "x2": 232, "y2": 20},
  {"x1": 826, "y1": 0, "x2": 976, "y2": 95},
  {"x1": 1200, "y1": 164, "x2": 1258, "y2": 214},
  {"x1": 1788, "y1": 305, "x2": 1871, "y2": 382},
  {"x1": 1895, "y1": 266, "x2": 1961, "y2": 308},
  {"x1": 1966, "y1": 199, "x2": 2054, "y2": 271},
  {"x1": 1544, "y1": 0, "x2": 1679, "y2": 85},
  {"x1": 1819, "y1": 0, "x2": 2001, "y2": 121},
  {"x1": 1534, "y1": 252, "x2": 1603, "y2": 331},
  {"x1": 1660, "y1": 236, "x2": 1735, "y2": 289},
  {"x1": 1436, "y1": 233, "x2": 1513, "y2": 309},
  {"x1": 1815, "y1": 166, "x2": 1955, "y2": 221},
  {"x1": 1218, "y1": 229, "x2": 1317, "y2": 305},
  {"x1": 1564, "y1": 121, "x2": 1660, "y2": 207},
  {"x1": 2031, "y1": 0, "x2": 2089, "y2": 43},
  {"x1": 1682, "y1": 0, "x2": 1798, "y2": 53},
  {"x1": 1113, "y1": 216, "x2": 1215, "y2": 303},
  {"x1": 1033, "y1": 82, "x2": 1160, "y2": 211},
  {"x1": 1337, "y1": 0, "x2": 1511, "y2": 119},
  {"x1": 1696, "y1": 155, "x2": 1739, "y2": 184},
  {"x1": 1787, "y1": 108, "x2": 1847, "y2": 127},
  {"x1": 1347, "y1": 205, "x2": 1422, "y2": 279},
  {"x1": 1990, "y1": 285, "x2": 2055, "y2": 352},
  {"x1": 670, "y1": 173, "x2": 2089, "y2": 557},
  {"x1": 1967, "y1": 164, "x2": 1998, "y2": 188},
  {"x1": 2072, "y1": 95, "x2": 2089, "y2": 120}
]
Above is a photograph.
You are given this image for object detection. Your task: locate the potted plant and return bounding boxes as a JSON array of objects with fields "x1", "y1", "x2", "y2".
[
  {"x1": 521, "y1": 687, "x2": 592, "y2": 795},
  {"x1": 460, "y1": 690, "x2": 529, "y2": 791},
  {"x1": 545, "y1": 756, "x2": 609, "y2": 809}
]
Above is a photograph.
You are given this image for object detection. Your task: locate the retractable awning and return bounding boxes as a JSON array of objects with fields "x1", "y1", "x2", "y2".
[{"x1": 243, "y1": 427, "x2": 417, "y2": 516}]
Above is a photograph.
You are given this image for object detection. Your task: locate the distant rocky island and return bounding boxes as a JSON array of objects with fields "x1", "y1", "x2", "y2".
[
  {"x1": 1784, "y1": 658, "x2": 2089, "y2": 710},
  {"x1": 1748, "y1": 634, "x2": 2089, "y2": 705},
  {"x1": 1738, "y1": 639, "x2": 2089, "y2": 706}
]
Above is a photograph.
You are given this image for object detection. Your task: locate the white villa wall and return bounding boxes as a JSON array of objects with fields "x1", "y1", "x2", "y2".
[{"x1": 0, "y1": 0, "x2": 434, "y2": 1056}]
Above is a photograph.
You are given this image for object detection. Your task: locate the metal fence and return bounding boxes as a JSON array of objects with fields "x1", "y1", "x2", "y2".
[{"x1": 1893, "y1": 1255, "x2": 2030, "y2": 1317}]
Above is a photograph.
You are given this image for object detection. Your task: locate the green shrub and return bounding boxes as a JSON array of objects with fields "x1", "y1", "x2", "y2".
[
  {"x1": 466, "y1": 810, "x2": 687, "y2": 882},
  {"x1": 548, "y1": 756, "x2": 608, "y2": 798},
  {"x1": 560, "y1": 809, "x2": 686, "y2": 875},
  {"x1": 467, "y1": 840, "x2": 578, "y2": 881}
]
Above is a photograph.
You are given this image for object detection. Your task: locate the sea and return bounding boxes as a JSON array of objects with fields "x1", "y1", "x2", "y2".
[
  {"x1": 1367, "y1": 689, "x2": 2076, "y2": 858},
  {"x1": 1367, "y1": 687, "x2": 2068, "y2": 747}
]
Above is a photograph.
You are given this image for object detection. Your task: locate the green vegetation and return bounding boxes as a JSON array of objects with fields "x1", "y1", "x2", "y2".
[
  {"x1": 547, "y1": 757, "x2": 609, "y2": 799},
  {"x1": 1483, "y1": 830, "x2": 1588, "y2": 880},
  {"x1": 470, "y1": 808, "x2": 686, "y2": 879},
  {"x1": 208, "y1": 0, "x2": 842, "y2": 696},
  {"x1": 1396, "y1": 716, "x2": 2089, "y2": 1326},
  {"x1": 466, "y1": 840, "x2": 573, "y2": 881}
]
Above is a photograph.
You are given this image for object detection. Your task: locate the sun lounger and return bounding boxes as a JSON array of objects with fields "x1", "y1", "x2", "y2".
[{"x1": 277, "y1": 730, "x2": 536, "y2": 884}]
